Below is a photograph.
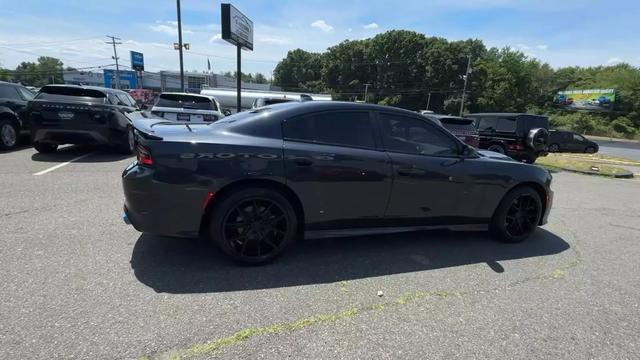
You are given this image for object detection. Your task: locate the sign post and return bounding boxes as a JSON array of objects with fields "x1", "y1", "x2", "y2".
[
  {"x1": 130, "y1": 51, "x2": 145, "y2": 89},
  {"x1": 221, "y1": 3, "x2": 253, "y2": 113}
]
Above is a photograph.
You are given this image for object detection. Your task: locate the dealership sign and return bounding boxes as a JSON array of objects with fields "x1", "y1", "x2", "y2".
[
  {"x1": 221, "y1": 3, "x2": 253, "y2": 50},
  {"x1": 130, "y1": 51, "x2": 144, "y2": 71},
  {"x1": 554, "y1": 88, "x2": 616, "y2": 111}
]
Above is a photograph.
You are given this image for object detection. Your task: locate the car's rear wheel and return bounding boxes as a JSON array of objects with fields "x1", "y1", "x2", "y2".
[
  {"x1": 548, "y1": 143, "x2": 560, "y2": 152},
  {"x1": 585, "y1": 146, "x2": 596, "y2": 154},
  {"x1": 0, "y1": 119, "x2": 19, "y2": 150},
  {"x1": 116, "y1": 126, "x2": 136, "y2": 154},
  {"x1": 487, "y1": 144, "x2": 506, "y2": 154},
  {"x1": 210, "y1": 187, "x2": 298, "y2": 265},
  {"x1": 33, "y1": 141, "x2": 58, "y2": 153},
  {"x1": 491, "y1": 186, "x2": 542, "y2": 243}
]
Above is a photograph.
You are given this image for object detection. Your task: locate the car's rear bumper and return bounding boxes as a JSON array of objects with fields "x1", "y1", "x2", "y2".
[
  {"x1": 32, "y1": 128, "x2": 110, "y2": 145},
  {"x1": 122, "y1": 162, "x2": 209, "y2": 238}
]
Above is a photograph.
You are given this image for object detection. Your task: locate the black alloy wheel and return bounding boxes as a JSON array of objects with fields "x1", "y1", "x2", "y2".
[
  {"x1": 585, "y1": 146, "x2": 596, "y2": 154},
  {"x1": 504, "y1": 194, "x2": 539, "y2": 238},
  {"x1": 491, "y1": 186, "x2": 542, "y2": 243},
  {"x1": 211, "y1": 188, "x2": 298, "y2": 264},
  {"x1": 548, "y1": 143, "x2": 560, "y2": 152}
]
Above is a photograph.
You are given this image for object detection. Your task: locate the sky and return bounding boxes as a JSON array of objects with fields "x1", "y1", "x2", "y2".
[{"x1": 0, "y1": 0, "x2": 638, "y2": 77}]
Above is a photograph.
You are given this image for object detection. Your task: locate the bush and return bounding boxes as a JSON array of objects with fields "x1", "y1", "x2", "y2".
[{"x1": 610, "y1": 117, "x2": 636, "y2": 138}]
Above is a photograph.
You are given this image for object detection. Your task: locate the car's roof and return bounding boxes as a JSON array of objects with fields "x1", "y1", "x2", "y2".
[
  {"x1": 467, "y1": 112, "x2": 547, "y2": 118},
  {"x1": 423, "y1": 113, "x2": 466, "y2": 120},
  {"x1": 160, "y1": 92, "x2": 210, "y2": 97},
  {"x1": 252, "y1": 101, "x2": 423, "y2": 118},
  {"x1": 40, "y1": 84, "x2": 127, "y2": 95},
  {"x1": 0, "y1": 81, "x2": 25, "y2": 87}
]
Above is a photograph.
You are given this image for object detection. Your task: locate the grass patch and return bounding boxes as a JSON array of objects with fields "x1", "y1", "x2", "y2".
[{"x1": 537, "y1": 154, "x2": 633, "y2": 178}]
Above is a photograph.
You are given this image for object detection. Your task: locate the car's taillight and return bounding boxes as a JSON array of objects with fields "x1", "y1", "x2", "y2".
[
  {"x1": 137, "y1": 145, "x2": 153, "y2": 166},
  {"x1": 508, "y1": 143, "x2": 525, "y2": 151}
]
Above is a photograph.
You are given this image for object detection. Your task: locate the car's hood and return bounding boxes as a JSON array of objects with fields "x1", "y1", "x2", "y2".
[{"x1": 477, "y1": 150, "x2": 519, "y2": 162}]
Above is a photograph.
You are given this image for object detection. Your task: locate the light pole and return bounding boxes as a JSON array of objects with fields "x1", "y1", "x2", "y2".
[
  {"x1": 363, "y1": 83, "x2": 371, "y2": 103},
  {"x1": 459, "y1": 55, "x2": 471, "y2": 117},
  {"x1": 105, "y1": 35, "x2": 122, "y2": 89},
  {"x1": 176, "y1": 0, "x2": 185, "y2": 92}
]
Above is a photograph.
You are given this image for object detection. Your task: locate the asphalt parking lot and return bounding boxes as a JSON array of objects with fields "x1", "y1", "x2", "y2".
[{"x1": 1, "y1": 145, "x2": 639, "y2": 359}]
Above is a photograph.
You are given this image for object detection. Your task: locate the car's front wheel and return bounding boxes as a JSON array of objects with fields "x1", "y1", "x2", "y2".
[
  {"x1": 209, "y1": 187, "x2": 298, "y2": 265},
  {"x1": 585, "y1": 146, "x2": 596, "y2": 154},
  {"x1": 490, "y1": 186, "x2": 543, "y2": 243},
  {"x1": 548, "y1": 143, "x2": 560, "y2": 152}
]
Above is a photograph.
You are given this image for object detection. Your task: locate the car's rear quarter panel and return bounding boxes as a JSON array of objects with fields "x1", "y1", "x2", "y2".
[{"x1": 123, "y1": 135, "x2": 286, "y2": 237}]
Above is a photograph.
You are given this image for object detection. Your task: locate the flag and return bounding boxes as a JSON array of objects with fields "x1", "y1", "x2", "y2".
[{"x1": 207, "y1": 58, "x2": 211, "y2": 71}]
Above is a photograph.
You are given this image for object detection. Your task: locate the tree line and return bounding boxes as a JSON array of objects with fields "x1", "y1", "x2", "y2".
[{"x1": 273, "y1": 30, "x2": 640, "y2": 138}]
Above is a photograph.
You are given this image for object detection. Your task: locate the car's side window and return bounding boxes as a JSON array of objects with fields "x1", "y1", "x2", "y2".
[
  {"x1": 478, "y1": 117, "x2": 497, "y2": 131},
  {"x1": 379, "y1": 113, "x2": 460, "y2": 157},
  {"x1": 573, "y1": 133, "x2": 585, "y2": 142},
  {"x1": 17, "y1": 87, "x2": 35, "y2": 100},
  {"x1": 0, "y1": 85, "x2": 21, "y2": 100},
  {"x1": 496, "y1": 117, "x2": 516, "y2": 132},
  {"x1": 284, "y1": 111, "x2": 375, "y2": 149}
]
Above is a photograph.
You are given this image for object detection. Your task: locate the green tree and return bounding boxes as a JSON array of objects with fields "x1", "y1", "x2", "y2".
[
  {"x1": 13, "y1": 56, "x2": 63, "y2": 86},
  {"x1": 273, "y1": 49, "x2": 323, "y2": 91}
]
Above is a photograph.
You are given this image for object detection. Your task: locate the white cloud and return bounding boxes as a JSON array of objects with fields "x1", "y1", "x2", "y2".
[
  {"x1": 209, "y1": 33, "x2": 224, "y2": 44},
  {"x1": 536, "y1": 44, "x2": 548, "y2": 50},
  {"x1": 311, "y1": 19, "x2": 334, "y2": 33},
  {"x1": 516, "y1": 43, "x2": 530, "y2": 51},
  {"x1": 149, "y1": 21, "x2": 193, "y2": 36},
  {"x1": 363, "y1": 23, "x2": 379, "y2": 29},
  {"x1": 607, "y1": 57, "x2": 622, "y2": 64}
]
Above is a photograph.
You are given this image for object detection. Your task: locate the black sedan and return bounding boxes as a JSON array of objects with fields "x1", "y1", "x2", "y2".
[{"x1": 122, "y1": 102, "x2": 553, "y2": 264}]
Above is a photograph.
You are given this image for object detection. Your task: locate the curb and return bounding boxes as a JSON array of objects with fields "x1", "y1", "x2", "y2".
[{"x1": 555, "y1": 167, "x2": 634, "y2": 179}]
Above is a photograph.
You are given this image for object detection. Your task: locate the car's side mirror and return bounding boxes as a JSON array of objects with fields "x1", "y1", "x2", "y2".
[
  {"x1": 460, "y1": 145, "x2": 475, "y2": 158},
  {"x1": 223, "y1": 109, "x2": 232, "y2": 116}
]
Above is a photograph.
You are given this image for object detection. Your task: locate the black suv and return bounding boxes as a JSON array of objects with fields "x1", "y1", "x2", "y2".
[
  {"x1": 465, "y1": 113, "x2": 549, "y2": 163},
  {"x1": 27, "y1": 85, "x2": 138, "y2": 154},
  {"x1": 548, "y1": 130, "x2": 599, "y2": 153},
  {"x1": 0, "y1": 81, "x2": 35, "y2": 150}
]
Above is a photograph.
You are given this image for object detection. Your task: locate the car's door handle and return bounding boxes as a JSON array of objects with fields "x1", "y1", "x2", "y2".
[
  {"x1": 295, "y1": 159, "x2": 313, "y2": 166},
  {"x1": 397, "y1": 167, "x2": 425, "y2": 176}
]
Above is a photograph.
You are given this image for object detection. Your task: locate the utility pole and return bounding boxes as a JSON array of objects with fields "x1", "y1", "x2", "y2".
[
  {"x1": 363, "y1": 83, "x2": 372, "y2": 103},
  {"x1": 176, "y1": 0, "x2": 185, "y2": 92},
  {"x1": 459, "y1": 55, "x2": 471, "y2": 117},
  {"x1": 106, "y1": 35, "x2": 122, "y2": 89}
]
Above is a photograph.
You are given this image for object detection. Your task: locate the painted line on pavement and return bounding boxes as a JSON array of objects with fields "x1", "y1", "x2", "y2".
[{"x1": 33, "y1": 152, "x2": 96, "y2": 176}]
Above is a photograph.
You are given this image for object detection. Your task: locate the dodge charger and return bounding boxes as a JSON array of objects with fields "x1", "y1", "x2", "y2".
[{"x1": 122, "y1": 102, "x2": 553, "y2": 264}]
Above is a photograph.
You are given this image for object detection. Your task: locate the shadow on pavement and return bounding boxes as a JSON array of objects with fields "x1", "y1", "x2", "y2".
[
  {"x1": 30, "y1": 145, "x2": 133, "y2": 163},
  {"x1": 131, "y1": 228, "x2": 569, "y2": 294}
]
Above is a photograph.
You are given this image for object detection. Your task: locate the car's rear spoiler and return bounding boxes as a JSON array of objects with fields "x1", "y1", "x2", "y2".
[{"x1": 126, "y1": 112, "x2": 166, "y2": 140}]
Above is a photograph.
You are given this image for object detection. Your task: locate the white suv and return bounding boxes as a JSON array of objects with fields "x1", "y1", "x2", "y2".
[{"x1": 151, "y1": 93, "x2": 224, "y2": 122}]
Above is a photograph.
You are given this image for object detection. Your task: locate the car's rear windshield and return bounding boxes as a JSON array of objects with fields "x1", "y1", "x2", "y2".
[
  {"x1": 264, "y1": 98, "x2": 294, "y2": 105},
  {"x1": 155, "y1": 94, "x2": 217, "y2": 110},
  {"x1": 36, "y1": 86, "x2": 108, "y2": 103},
  {"x1": 439, "y1": 117, "x2": 474, "y2": 126}
]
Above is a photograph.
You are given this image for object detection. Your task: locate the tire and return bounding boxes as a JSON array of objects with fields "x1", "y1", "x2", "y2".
[
  {"x1": 33, "y1": 142, "x2": 58, "y2": 153},
  {"x1": 548, "y1": 143, "x2": 560, "y2": 153},
  {"x1": 0, "y1": 119, "x2": 19, "y2": 150},
  {"x1": 490, "y1": 186, "x2": 543, "y2": 243},
  {"x1": 116, "y1": 126, "x2": 136, "y2": 154},
  {"x1": 209, "y1": 187, "x2": 298, "y2": 265},
  {"x1": 487, "y1": 144, "x2": 506, "y2": 154},
  {"x1": 585, "y1": 146, "x2": 596, "y2": 154}
]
